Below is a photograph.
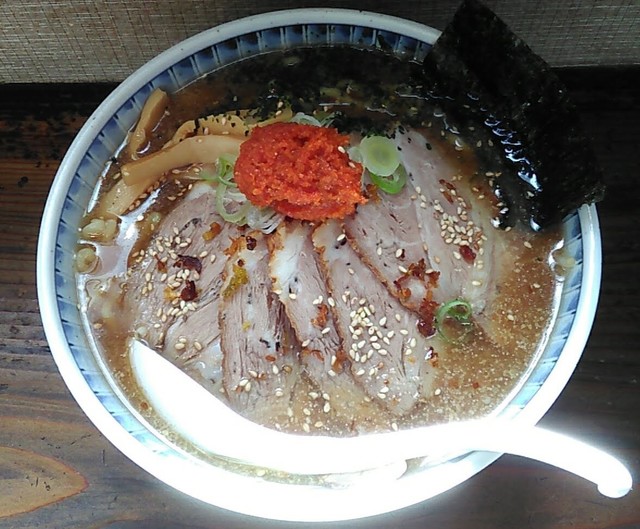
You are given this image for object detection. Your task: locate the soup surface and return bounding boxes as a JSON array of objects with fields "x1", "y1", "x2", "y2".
[{"x1": 76, "y1": 46, "x2": 565, "y2": 437}]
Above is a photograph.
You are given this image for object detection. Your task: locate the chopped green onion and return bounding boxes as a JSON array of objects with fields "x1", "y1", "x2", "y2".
[
  {"x1": 245, "y1": 206, "x2": 283, "y2": 234},
  {"x1": 369, "y1": 164, "x2": 407, "y2": 195},
  {"x1": 216, "y1": 153, "x2": 238, "y2": 186},
  {"x1": 359, "y1": 135, "x2": 400, "y2": 177},
  {"x1": 347, "y1": 145, "x2": 363, "y2": 164},
  {"x1": 290, "y1": 112, "x2": 335, "y2": 127},
  {"x1": 198, "y1": 169, "x2": 217, "y2": 182},
  {"x1": 435, "y1": 298, "x2": 474, "y2": 343},
  {"x1": 213, "y1": 154, "x2": 282, "y2": 231},
  {"x1": 215, "y1": 182, "x2": 251, "y2": 223},
  {"x1": 290, "y1": 113, "x2": 323, "y2": 127}
]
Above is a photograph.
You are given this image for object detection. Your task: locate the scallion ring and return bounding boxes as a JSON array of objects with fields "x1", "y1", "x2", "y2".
[
  {"x1": 216, "y1": 153, "x2": 238, "y2": 186},
  {"x1": 369, "y1": 164, "x2": 407, "y2": 195},
  {"x1": 215, "y1": 182, "x2": 251, "y2": 224},
  {"x1": 435, "y1": 298, "x2": 474, "y2": 343},
  {"x1": 359, "y1": 135, "x2": 400, "y2": 177}
]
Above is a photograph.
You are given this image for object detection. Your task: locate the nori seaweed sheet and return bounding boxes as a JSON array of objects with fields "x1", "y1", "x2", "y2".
[{"x1": 422, "y1": 0, "x2": 605, "y2": 230}]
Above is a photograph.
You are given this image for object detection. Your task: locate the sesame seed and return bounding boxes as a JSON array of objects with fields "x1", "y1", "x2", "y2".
[
  {"x1": 524, "y1": 241, "x2": 533, "y2": 249},
  {"x1": 471, "y1": 280, "x2": 482, "y2": 286},
  {"x1": 289, "y1": 292, "x2": 297, "y2": 300},
  {"x1": 398, "y1": 265, "x2": 408, "y2": 273},
  {"x1": 301, "y1": 339, "x2": 311, "y2": 347},
  {"x1": 376, "y1": 246, "x2": 382, "y2": 256},
  {"x1": 321, "y1": 327, "x2": 331, "y2": 335},
  {"x1": 336, "y1": 233, "x2": 346, "y2": 242},
  {"x1": 174, "y1": 342, "x2": 185, "y2": 351},
  {"x1": 327, "y1": 297, "x2": 335, "y2": 307}
]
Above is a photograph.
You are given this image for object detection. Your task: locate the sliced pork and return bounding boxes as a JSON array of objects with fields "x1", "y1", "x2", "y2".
[
  {"x1": 119, "y1": 184, "x2": 242, "y2": 394},
  {"x1": 345, "y1": 128, "x2": 517, "y2": 333},
  {"x1": 394, "y1": 128, "x2": 510, "y2": 314},
  {"x1": 343, "y1": 180, "x2": 439, "y2": 329},
  {"x1": 219, "y1": 231, "x2": 299, "y2": 426},
  {"x1": 313, "y1": 220, "x2": 440, "y2": 416},
  {"x1": 269, "y1": 220, "x2": 385, "y2": 428}
]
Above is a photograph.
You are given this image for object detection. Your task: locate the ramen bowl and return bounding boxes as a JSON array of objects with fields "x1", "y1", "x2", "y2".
[{"x1": 37, "y1": 8, "x2": 601, "y2": 522}]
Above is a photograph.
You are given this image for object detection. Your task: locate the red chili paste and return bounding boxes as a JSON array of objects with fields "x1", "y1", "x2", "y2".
[{"x1": 234, "y1": 122, "x2": 365, "y2": 220}]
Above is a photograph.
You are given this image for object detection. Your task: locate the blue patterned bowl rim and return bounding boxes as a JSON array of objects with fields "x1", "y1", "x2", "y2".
[{"x1": 36, "y1": 8, "x2": 601, "y2": 522}]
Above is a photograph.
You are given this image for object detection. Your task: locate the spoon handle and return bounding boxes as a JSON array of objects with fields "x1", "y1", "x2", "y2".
[{"x1": 461, "y1": 422, "x2": 632, "y2": 499}]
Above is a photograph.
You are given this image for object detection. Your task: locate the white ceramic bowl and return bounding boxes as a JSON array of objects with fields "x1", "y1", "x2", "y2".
[{"x1": 37, "y1": 8, "x2": 601, "y2": 522}]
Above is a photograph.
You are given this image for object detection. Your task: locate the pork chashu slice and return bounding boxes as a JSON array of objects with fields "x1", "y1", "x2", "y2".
[
  {"x1": 345, "y1": 128, "x2": 512, "y2": 321},
  {"x1": 219, "y1": 231, "x2": 299, "y2": 427},
  {"x1": 343, "y1": 177, "x2": 437, "y2": 320},
  {"x1": 395, "y1": 128, "x2": 513, "y2": 314},
  {"x1": 123, "y1": 183, "x2": 241, "y2": 394},
  {"x1": 313, "y1": 220, "x2": 439, "y2": 416},
  {"x1": 269, "y1": 220, "x2": 385, "y2": 432}
]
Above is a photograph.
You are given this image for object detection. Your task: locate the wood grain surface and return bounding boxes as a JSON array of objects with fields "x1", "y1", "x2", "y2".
[{"x1": 0, "y1": 70, "x2": 639, "y2": 528}]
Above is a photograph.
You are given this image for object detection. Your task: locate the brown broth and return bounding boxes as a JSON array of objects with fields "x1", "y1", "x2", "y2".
[{"x1": 76, "y1": 46, "x2": 564, "y2": 437}]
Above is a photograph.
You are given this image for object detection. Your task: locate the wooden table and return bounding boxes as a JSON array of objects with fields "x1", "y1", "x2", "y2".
[{"x1": 1, "y1": 69, "x2": 638, "y2": 528}]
